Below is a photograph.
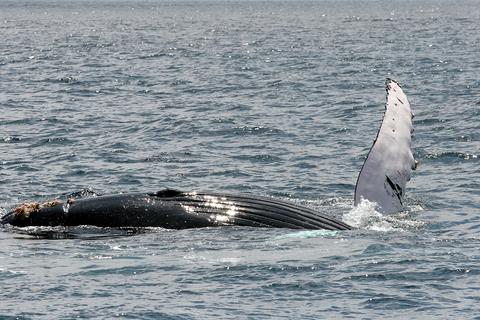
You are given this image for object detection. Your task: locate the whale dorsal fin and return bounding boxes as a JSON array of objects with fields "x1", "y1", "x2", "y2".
[{"x1": 354, "y1": 79, "x2": 416, "y2": 213}]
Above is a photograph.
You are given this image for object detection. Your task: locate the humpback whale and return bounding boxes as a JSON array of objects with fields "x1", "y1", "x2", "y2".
[{"x1": 1, "y1": 79, "x2": 415, "y2": 230}]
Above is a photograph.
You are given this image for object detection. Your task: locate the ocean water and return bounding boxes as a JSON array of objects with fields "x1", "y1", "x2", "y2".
[{"x1": 1, "y1": 0, "x2": 479, "y2": 318}]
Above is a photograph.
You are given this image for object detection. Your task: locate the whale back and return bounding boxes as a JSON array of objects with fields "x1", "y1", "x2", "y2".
[
  {"x1": 354, "y1": 79, "x2": 416, "y2": 213},
  {"x1": 1, "y1": 191, "x2": 352, "y2": 230}
]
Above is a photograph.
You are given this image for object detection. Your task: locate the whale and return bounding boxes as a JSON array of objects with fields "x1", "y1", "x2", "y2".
[{"x1": 1, "y1": 79, "x2": 415, "y2": 230}]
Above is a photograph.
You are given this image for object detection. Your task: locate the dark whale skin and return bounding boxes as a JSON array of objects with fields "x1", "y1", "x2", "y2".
[{"x1": 1, "y1": 190, "x2": 352, "y2": 230}]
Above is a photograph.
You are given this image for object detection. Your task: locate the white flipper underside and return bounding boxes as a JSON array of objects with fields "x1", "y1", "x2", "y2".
[{"x1": 354, "y1": 79, "x2": 415, "y2": 213}]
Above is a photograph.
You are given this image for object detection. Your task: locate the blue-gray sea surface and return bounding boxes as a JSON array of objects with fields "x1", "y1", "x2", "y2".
[{"x1": 1, "y1": 0, "x2": 479, "y2": 319}]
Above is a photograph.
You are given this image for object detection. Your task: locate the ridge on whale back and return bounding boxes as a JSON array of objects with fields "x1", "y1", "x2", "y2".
[{"x1": 1, "y1": 79, "x2": 416, "y2": 230}]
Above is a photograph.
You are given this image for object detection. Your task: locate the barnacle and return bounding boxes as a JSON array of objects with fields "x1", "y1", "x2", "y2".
[
  {"x1": 13, "y1": 199, "x2": 62, "y2": 219},
  {"x1": 14, "y1": 202, "x2": 41, "y2": 219},
  {"x1": 42, "y1": 199, "x2": 61, "y2": 208}
]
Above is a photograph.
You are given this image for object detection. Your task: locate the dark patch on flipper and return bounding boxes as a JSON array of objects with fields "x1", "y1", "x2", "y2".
[{"x1": 385, "y1": 175, "x2": 403, "y2": 205}]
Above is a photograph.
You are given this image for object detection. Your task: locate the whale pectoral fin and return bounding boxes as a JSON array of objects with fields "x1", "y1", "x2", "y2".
[{"x1": 354, "y1": 79, "x2": 416, "y2": 213}]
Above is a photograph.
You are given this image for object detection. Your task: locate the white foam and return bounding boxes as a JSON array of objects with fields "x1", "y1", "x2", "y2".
[
  {"x1": 343, "y1": 198, "x2": 424, "y2": 232},
  {"x1": 274, "y1": 230, "x2": 339, "y2": 240},
  {"x1": 0, "y1": 267, "x2": 27, "y2": 275}
]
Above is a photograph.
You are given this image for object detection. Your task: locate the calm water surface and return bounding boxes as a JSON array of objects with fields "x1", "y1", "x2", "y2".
[{"x1": 0, "y1": 0, "x2": 479, "y2": 319}]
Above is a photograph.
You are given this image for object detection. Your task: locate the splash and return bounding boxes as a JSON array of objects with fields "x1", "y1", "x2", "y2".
[
  {"x1": 343, "y1": 199, "x2": 424, "y2": 232},
  {"x1": 343, "y1": 199, "x2": 394, "y2": 231}
]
